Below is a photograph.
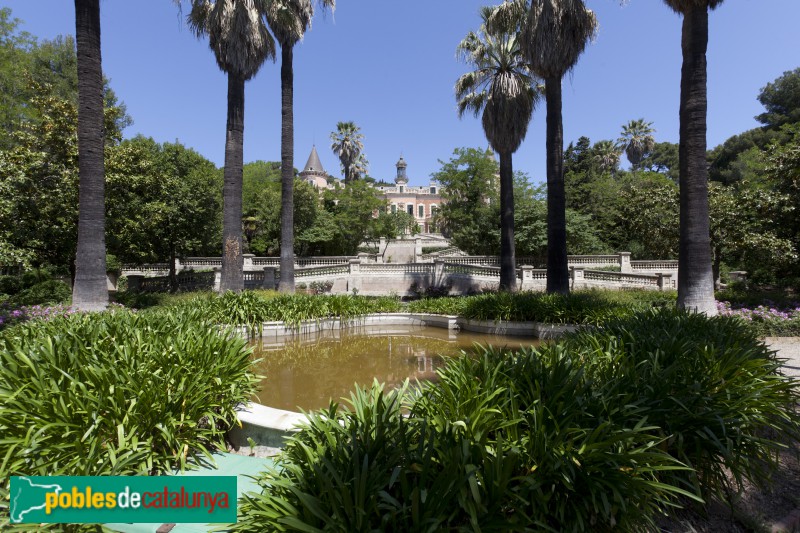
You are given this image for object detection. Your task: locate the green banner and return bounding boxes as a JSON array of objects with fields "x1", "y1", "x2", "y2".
[{"x1": 9, "y1": 476, "x2": 237, "y2": 524}]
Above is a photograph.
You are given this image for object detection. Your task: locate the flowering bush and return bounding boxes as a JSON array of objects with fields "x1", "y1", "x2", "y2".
[{"x1": 717, "y1": 300, "x2": 800, "y2": 336}]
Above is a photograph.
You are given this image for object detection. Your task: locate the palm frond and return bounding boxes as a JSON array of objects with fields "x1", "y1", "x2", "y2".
[{"x1": 521, "y1": 0, "x2": 597, "y2": 80}]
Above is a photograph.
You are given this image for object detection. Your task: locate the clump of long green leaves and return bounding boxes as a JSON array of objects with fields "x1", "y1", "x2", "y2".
[
  {"x1": 565, "y1": 308, "x2": 800, "y2": 500},
  {"x1": 0, "y1": 308, "x2": 258, "y2": 530},
  {"x1": 408, "y1": 288, "x2": 676, "y2": 325},
  {"x1": 173, "y1": 291, "x2": 403, "y2": 334},
  {"x1": 234, "y1": 309, "x2": 799, "y2": 531}
]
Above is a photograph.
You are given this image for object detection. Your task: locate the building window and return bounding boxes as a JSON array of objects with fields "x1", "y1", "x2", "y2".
[
  {"x1": 407, "y1": 204, "x2": 414, "y2": 215},
  {"x1": 391, "y1": 204, "x2": 397, "y2": 214},
  {"x1": 399, "y1": 186, "x2": 404, "y2": 193},
  {"x1": 431, "y1": 205, "x2": 438, "y2": 216},
  {"x1": 430, "y1": 186, "x2": 436, "y2": 195},
  {"x1": 418, "y1": 204, "x2": 424, "y2": 218}
]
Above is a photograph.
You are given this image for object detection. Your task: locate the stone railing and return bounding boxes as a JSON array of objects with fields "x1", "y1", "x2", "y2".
[
  {"x1": 630, "y1": 260, "x2": 679, "y2": 272},
  {"x1": 129, "y1": 270, "x2": 215, "y2": 293},
  {"x1": 419, "y1": 247, "x2": 465, "y2": 261},
  {"x1": 126, "y1": 260, "x2": 672, "y2": 295}
]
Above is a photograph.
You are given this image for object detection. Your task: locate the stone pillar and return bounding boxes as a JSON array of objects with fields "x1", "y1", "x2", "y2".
[
  {"x1": 174, "y1": 257, "x2": 182, "y2": 274},
  {"x1": 520, "y1": 265, "x2": 533, "y2": 291},
  {"x1": 127, "y1": 274, "x2": 144, "y2": 293},
  {"x1": 358, "y1": 252, "x2": 371, "y2": 264},
  {"x1": 571, "y1": 267, "x2": 585, "y2": 290},
  {"x1": 729, "y1": 271, "x2": 748, "y2": 284},
  {"x1": 657, "y1": 273, "x2": 672, "y2": 291},
  {"x1": 617, "y1": 252, "x2": 632, "y2": 273},
  {"x1": 213, "y1": 267, "x2": 222, "y2": 293},
  {"x1": 434, "y1": 259, "x2": 445, "y2": 286},
  {"x1": 263, "y1": 267, "x2": 276, "y2": 290},
  {"x1": 348, "y1": 259, "x2": 362, "y2": 294},
  {"x1": 414, "y1": 237, "x2": 422, "y2": 263},
  {"x1": 243, "y1": 254, "x2": 255, "y2": 271}
]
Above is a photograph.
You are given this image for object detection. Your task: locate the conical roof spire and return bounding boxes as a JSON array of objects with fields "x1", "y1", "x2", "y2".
[{"x1": 301, "y1": 145, "x2": 326, "y2": 176}]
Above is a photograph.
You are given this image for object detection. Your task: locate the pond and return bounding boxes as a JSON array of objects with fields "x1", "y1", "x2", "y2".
[{"x1": 250, "y1": 325, "x2": 541, "y2": 412}]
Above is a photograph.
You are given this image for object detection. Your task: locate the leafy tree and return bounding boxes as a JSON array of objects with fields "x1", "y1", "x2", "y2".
[
  {"x1": 265, "y1": 0, "x2": 334, "y2": 292},
  {"x1": 766, "y1": 123, "x2": 800, "y2": 279},
  {"x1": 319, "y1": 180, "x2": 385, "y2": 255},
  {"x1": 708, "y1": 182, "x2": 795, "y2": 287},
  {"x1": 662, "y1": 0, "x2": 723, "y2": 315},
  {"x1": 242, "y1": 160, "x2": 283, "y2": 216},
  {"x1": 710, "y1": 69, "x2": 800, "y2": 185},
  {"x1": 516, "y1": 0, "x2": 597, "y2": 294},
  {"x1": 640, "y1": 141, "x2": 679, "y2": 182},
  {"x1": 330, "y1": 121, "x2": 367, "y2": 183},
  {"x1": 72, "y1": 0, "x2": 108, "y2": 311},
  {"x1": 0, "y1": 93, "x2": 79, "y2": 270},
  {"x1": 617, "y1": 176, "x2": 680, "y2": 260},
  {"x1": 455, "y1": 4, "x2": 541, "y2": 291},
  {"x1": 105, "y1": 137, "x2": 223, "y2": 290},
  {"x1": 756, "y1": 67, "x2": 800, "y2": 128},
  {"x1": 434, "y1": 148, "x2": 500, "y2": 255},
  {"x1": 187, "y1": 0, "x2": 275, "y2": 292},
  {"x1": 368, "y1": 210, "x2": 419, "y2": 245},
  {"x1": 246, "y1": 178, "x2": 319, "y2": 256},
  {"x1": 617, "y1": 118, "x2": 655, "y2": 171}
]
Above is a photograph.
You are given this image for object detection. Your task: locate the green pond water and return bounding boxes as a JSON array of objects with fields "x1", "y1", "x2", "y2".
[{"x1": 250, "y1": 326, "x2": 540, "y2": 412}]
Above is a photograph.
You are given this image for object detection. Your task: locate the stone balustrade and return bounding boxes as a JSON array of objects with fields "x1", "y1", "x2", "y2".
[{"x1": 123, "y1": 252, "x2": 679, "y2": 295}]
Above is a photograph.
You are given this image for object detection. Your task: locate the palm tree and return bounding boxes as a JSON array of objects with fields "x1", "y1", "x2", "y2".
[
  {"x1": 265, "y1": 0, "x2": 334, "y2": 294},
  {"x1": 71, "y1": 0, "x2": 108, "y2": 311},
  {"x1": 456, "y1": 5, "x2": 541, "y2": 292},
  {"x1": 188, "y1": 0, "x2": 275, "y2": 293},
  {"x1": 663, "y1": 0, "x2": 722, "y2": 316},
  {"x1": 330, "y1": 121, "x2": 367, "y2": 183},
  {"x1": 618, "y1": 118, "x2": 656, "y2": 171},
  {"x1": 518, "y1": 0, "x2": 597, "y2": 294},
  {"x1": 592, "y1": 140, "x2": 621, "y2": 175}
]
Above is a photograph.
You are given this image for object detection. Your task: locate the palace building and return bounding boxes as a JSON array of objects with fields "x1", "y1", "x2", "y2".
[{"x1": 299, "y1": 147, "x2": 444, "y2": 234}]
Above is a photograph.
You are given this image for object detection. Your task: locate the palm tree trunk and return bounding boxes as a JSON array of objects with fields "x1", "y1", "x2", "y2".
[
  {"x1": 677, "y1": 6, "x2": 716, "y2": 315},
  {"x1": 220, "y1": 73, "x2": 245, "y2": 293},
  {"x1": 545, "y1": 77, "x2": 569, "y2": 294},
  {"x1": 499, "y1": 150, "x2": 517, "y2": 292},
  {"x1": 278, "y1": 44, "x2": 295, "y2": 293},
  {"x1": 72, "y1": 0, "x2": 108, "y2": 311}
]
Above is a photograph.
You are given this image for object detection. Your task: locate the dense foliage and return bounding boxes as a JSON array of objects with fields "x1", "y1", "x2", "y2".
[
  {"x1": 408, "y1": 288, "x2": 675, "y2": 325},
  {"x1": 235, "y1": 309, "x2": 799, "y2": 531},
  {"x1": 0, "y1": 308, "x2": 258, "y2": 530},
  {"x1": 168, "y1": 290, "x2": 402, "y2": 334},
  {"x1": 435, "y1": 148, "x2": 607, "y2": 259}
]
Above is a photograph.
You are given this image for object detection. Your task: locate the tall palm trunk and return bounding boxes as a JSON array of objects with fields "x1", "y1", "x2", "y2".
[
  {"x1": 221, "y1": 73, "x2": 245, "y2": 293},
  {"x1": 545, "y1": 77, "x2": 569, "y2": 294},
  {"x1": 278, "y1": 44, "x2": 295, "y2": 293},
  {"x1": 499, "y1": 150, "x2": 517, "y2": 291},
  {"x1": 72, "y1": 0, "x2": 107, "y2": 311},
  {"x1": 677, "y1": 6, "x2": 716, "y2": 315}
]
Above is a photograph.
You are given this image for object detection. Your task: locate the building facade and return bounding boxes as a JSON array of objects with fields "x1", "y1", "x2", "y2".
[{"x1": 299, "y1": 148, "x2": 444, "y2": 234}]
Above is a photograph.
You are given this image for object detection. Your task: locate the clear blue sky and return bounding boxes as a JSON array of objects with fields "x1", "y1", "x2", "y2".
[{"x1": 3, "y1": 0, "x2": 799, "y2": 185}]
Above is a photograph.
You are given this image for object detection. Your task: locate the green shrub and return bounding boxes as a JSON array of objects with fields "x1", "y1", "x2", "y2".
[
  {"x1": 10, "y1": 280, "x2": 71, "y2": 306},
  {"x1": 407, "y1": 289, "x2": 676, "y2": 325},
  {"x1": 20, "y1": 267, "x2": 53, "y2": 288},
  {"x1": 0, "y1": 308, "x2": 258, "y2": 529},
  {"x1": 171, "y1": 291, "x2": 403, "y2": 334},
  {"x1": 0, "y1": 275, "x2": 22, "y2": 296},
  {"x1": 236, "y1": 309, "x2": 799, "y2": 531},
  {"x1": 114, "y1": 289, "x2": 172, "y2": 309},
  {"x1": 564, "y1": 308, "x2": 800, "y2": 499},
  {"x1": 236, "y1": 361, "x2": 688, "y2": 532}
]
